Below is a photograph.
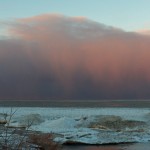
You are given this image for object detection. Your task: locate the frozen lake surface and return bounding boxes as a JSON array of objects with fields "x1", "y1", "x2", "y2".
[{"x1": 0, "y1": 107, "x2": 150, "y2": 145}]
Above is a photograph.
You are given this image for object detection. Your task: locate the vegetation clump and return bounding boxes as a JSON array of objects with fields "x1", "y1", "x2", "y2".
[{"x1": 0, "y1": 108, "x2": 60, "y2": 150}]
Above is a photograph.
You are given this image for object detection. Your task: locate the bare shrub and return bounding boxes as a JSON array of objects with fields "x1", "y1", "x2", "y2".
[
  {"x1": 0, "y1": 108, "x2": 61, "y2": 150},
  {"x1": 28, "y1": 133, "x2": 61, "y2": 150}
]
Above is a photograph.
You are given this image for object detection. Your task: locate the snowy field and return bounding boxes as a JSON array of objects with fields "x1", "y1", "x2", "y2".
[{"x1": 0, "y1": 107, "x2": 150, "y2": 144}]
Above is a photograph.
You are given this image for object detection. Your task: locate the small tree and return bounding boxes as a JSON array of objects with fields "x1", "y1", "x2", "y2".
[{"x1": 0, "y1": 108, "x2": 60, "y2": 150}]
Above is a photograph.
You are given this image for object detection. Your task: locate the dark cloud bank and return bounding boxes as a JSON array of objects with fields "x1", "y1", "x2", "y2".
[{"x1": 0, "y1": 14, "x2": 150, "y2": 100}]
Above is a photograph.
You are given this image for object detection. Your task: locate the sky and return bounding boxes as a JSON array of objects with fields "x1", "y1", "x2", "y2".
[
  {"x1": 0, "y1": 1, "x2": 150, "y2": 100},
  {"x1": 1, "y1": 0, "x2": 150, "y2": 31}
]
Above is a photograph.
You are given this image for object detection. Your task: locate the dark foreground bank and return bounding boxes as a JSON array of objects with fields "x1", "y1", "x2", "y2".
[{"x1": 63, "y1": 142, "x2": 150, "y2": 150}]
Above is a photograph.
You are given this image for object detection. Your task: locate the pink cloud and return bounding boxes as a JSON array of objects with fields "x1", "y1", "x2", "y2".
[
  {"x1": 1, "y1": 14, "x2": 150, "y2": 99},
  {"x1": 136, "y1": 29, "x2": 150, "y2": 36}
]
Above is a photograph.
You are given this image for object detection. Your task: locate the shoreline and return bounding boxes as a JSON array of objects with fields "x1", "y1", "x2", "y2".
[{"x1": 0, "y1": 100, "x2": 150, "y2": 108}]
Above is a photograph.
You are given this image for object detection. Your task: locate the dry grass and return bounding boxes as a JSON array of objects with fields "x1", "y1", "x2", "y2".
[
  {"x1": 0, "y1": 108, "x2": 61, "y2": 150},
  {"x1": 28, "y1": 133, "x2": 61, "y2": 150}
]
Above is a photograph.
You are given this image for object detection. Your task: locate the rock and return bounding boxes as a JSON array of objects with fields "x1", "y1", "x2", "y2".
[
  {"x1": 88, "y1": 115, "x2": 146, "y2": 131},
  {"x1": 0, "y1": 120, "x2": 7, "y2": 125}
]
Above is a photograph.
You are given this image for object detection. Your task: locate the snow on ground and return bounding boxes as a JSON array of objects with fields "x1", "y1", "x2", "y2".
[{"x1": 0, "y1": 107, "x2": 150, "y2": 144}]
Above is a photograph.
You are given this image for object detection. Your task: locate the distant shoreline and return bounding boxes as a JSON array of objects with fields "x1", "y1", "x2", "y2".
[{"x1": 0, "y1": 100, "x2": 150, "y2": 108}]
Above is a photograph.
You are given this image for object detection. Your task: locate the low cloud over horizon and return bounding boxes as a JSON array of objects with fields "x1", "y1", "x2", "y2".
[{"x1": 0, "y1": 14, "x2": 150, "y2": 100}]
